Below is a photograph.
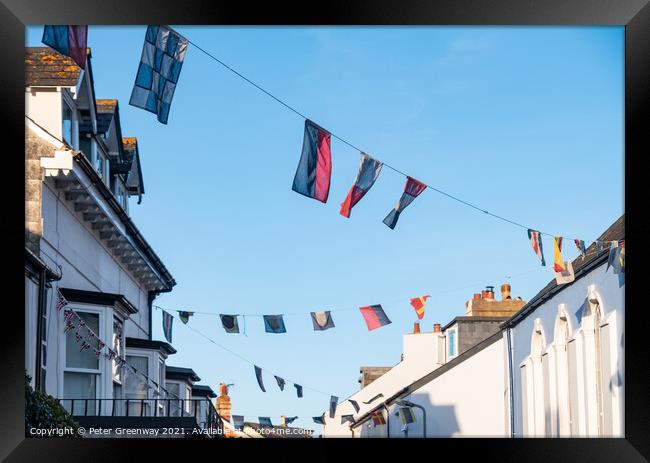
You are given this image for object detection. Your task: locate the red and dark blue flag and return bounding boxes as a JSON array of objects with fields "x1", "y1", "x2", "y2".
[
  {"x1": 359, "y1": 305, "x2": 392, "y2": 331},
  {"x1": 42, "y1": 25, "x2": 88, "y2": 69},
  {"x1": 292, "y1": 120, "x2": 332, "y2": 203}
]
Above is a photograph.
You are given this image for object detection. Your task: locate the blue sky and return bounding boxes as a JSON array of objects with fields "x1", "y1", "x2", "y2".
[{"x1": 28, "y1": 26, "x2": 624, "y2": 433}]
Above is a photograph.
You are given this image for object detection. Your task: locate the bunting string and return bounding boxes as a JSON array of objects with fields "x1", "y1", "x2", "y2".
[
  {"x1": 61, "y1": 306, "x2": 181, "y2": 399},
  {"x1": 173, "y1": 27, "x2": 605, "y2": 243}
]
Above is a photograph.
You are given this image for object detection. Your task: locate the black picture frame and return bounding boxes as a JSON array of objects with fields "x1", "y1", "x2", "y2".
[{"x1": 2, "y1": 0, "x2": 647, "y2": 460}]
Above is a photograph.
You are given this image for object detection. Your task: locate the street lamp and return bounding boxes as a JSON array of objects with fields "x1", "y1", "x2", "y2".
[{"x1": 396, "y1": 400, "x2": 426, "y2": 438}]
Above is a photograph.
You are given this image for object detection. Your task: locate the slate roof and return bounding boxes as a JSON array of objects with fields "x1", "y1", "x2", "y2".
[
  {"x1": 191, "y1": 385, "x2": 217, "y2": 398},
  {"x1": 26, "y1": 47, "x2": 83, "y2": 87},
  {"x1": 166, "y1": 366, "x2": 201, "y2": 382}
]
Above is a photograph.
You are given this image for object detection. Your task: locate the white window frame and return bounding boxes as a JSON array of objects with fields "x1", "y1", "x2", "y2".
[
  {"x1": 61, "y1": 91, "x2": 79, "y2": 149},
  {"x1": 446, "y1": 327, "x2": 458, "y2": 360},
  {"x1": 60, "y1": 304, "x2": 106, "y2": 414}
]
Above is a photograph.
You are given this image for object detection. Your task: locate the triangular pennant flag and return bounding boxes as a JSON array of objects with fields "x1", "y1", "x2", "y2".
[
  {"x1": 220, "y1": 314, "x2": 240, "y2": 334},
  {"x1": 274, "y1": 375, "x2": 286, "y2": 391},
  {"x1": 555, "y1": 261, "x2": 575, "y2": 285},
  {"x1": 285, "y1": 416, "x2": 299, "y2": 425},
  {"x1": 341, "y1": 414, "x2": 355, "y2": 424},
  {"x1": 310, "y1": 311, "x2": 335, "y2": 331},
  {"x1": 329, "y1": 396, "x2": 339, "y2": 418},
  {"x1": 56, "y1": 289, "x2": 69, "y2": 311},
  {"x1": 363, "y1": 393, "x2": 384, "y2": 404},
  {"x1": 258, "y1": 417, "x2": 273, "y2": 427},
  {"x1": 313, "y1": 414, "x2": 325, "y2": 425},
  {"x1": 409, "y1": 295, "x2": 431, "y2": 320},
  {"x1": 348, "y1": 399, "x2": 360, "y2": 413},
  {"x1": 553, "y1": 237, "x2": 567, "y2": 273},
  {"x1": 42, "y1": 25, "x2": 88, "y2": 69},
  {"x1": 359, "y1": 305, "x2": 392, "y2": 331},
  {"x1": 129, "y1": 25, "x2": 188, "y2": 124},
  {"x1": 178, "y1": 311, "x2": 194, "y2": 324},
  {"x1": 162, "y1": 310, "x2": 173, "y2": 344},
  {"x1": 232, "y1": 415, "x2": 244, "y2": 430},
  {"x1": 574, "y1": 239, "x2": 587, "y2": 258},
  {"x1": 399, "y1": 407, "x2": 416, "y2": 425},
  {"x1": 292, "y1": 119, "x2": 332, "y2": 203},
  {"x1": 527, "y1": 229, "x2": 546, "y2": 266},
  {"x1": 340, "y1": 152, "x2": 383, "y2": 218},
  {"x1": 383, "y1": 176, "x2": 427, "y2": 230},
  {"x1": 606, "y1": 240, "x2": 619, "y2": 272},
  {"x1": 263, "y1": 315, "x2": 287, "y2": 334},
  {"x1": 616, "y1": 240, "x2": 625, "y2": 274},
  {"x1": 254, "y1": 365, "x2": 266, "y2": 392},
  {"x1": 294, "y1": 384, "x2": 303, "y2": 398}
]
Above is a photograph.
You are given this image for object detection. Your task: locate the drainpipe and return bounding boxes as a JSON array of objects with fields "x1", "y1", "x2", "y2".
[
  {"x1": 34, "y1": 269, "x2": 46, "y2": 392},
  {"x1": 506, "y1": 327, "x2": 515, "y2": 437},
  {"x1": 382, "y1": 404, "x2": 390, "y2": 438}
]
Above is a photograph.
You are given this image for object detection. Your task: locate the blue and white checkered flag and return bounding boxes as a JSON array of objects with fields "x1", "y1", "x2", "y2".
[{"x1": 130, "y1": 25, "x2": 188, "y2": 124}]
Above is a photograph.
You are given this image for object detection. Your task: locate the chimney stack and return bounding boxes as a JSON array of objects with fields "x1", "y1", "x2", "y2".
[
  {"x1": 413, "y1": 322, "x2": 421, "y2": 334},
  {"x1": 216, "y1": 382, "x2": 232, "y2": 423},
  {"x1": 501, "y1": 283, "x2": 512, "y2": 300},
  {"x1": 433, "y1": 323, "x2": 441, "y2": 333}
]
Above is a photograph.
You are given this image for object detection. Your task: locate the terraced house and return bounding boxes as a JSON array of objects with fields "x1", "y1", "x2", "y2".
[{"x1": 24, "y1": 47, "x2": 222, "y2": 436}]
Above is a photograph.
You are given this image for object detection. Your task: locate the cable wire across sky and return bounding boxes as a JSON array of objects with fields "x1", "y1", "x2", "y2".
[{"x1": 177, "y1": 27, "x2": 586, "y2": 242}]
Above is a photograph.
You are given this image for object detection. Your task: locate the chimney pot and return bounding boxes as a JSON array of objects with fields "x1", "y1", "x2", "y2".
[
  {"x1": 413, "y1": 322, "x2": 421, "y2": 334},
  {"x1": 501, "y1": 283, "x2": 512, "y2": 300},
  {"x1": 433, "y1": 323, "x2": 441, "y2": 333},
  {"x1": 473, "y1": 293, "x2": 481, "y2": 299},
  {"x1": 280, "y1": 415, "x2": 287, "y2": 427},
  {"x1": 485, "y1": 286, "x2": 495, "y2": 300}
]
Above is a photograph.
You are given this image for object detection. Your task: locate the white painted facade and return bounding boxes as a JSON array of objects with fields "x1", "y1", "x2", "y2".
[
  {"x1": 508, "y1": 260, "x2": 624, "y2": 438},
  {"x1": 25, "y1": 48, "x2": 175, "y2": 409},
  {"x1": 324, "y1": 225, "x2": 623, "y2": 439},
  {"x1": 385, "y1": 337, "x2": 506, "y2": 438},
  {"x1": 323, "y1": 331, "x2": 445, "y2": 437}
]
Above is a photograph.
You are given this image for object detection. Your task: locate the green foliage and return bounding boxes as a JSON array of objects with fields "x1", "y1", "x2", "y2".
[{"x1": 25, "y1": 373, "x2": 80, "y2": 438}]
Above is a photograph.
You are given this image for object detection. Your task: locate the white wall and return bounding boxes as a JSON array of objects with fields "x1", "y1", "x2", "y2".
[
  {"x1": 25, "y1": 88, "x2": 63, "y2": 140},
  {"x1": 390, "y1": 338, "x2": 506, "y2": 437},
  {"x1": 40, "y1": 175, "x2": 152, "y2": 397},
  {"x1": 510, "y1": 262, "x2": 624, "y2": 437},
  {"x1": 323, "y1": 331, "x2": 444, "y2": 437}
]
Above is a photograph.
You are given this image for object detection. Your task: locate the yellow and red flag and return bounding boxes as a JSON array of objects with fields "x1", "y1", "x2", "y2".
[
  {"x1": 553, "y1": 237, "x2": 567, "y2": 273},
  {"x1": 409, "y1": 295, "x2": 431, "y2": 320}
]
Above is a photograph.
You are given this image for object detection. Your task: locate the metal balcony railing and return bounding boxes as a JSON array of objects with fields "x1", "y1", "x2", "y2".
[{"x1": 60, "y1": 398, "x2": 221, "y2": 430}]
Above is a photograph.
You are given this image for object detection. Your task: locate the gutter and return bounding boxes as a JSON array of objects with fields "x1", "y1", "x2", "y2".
[
  {"x1": 71, "y1": 150, "x2": 176, "y2": 291},
  {"x1": 350, "y1": 387, "x2": 408, "y2": 430}
]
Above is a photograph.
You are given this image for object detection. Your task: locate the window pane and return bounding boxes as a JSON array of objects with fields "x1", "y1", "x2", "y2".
[
  {"x1": 62, "y1": 104, "x2": 73, "y2": 144},
  {"x1": 125, "y1": 355, "x2": 148, "y2": 398},
  {"x1": 125, "y1": 355, "x2": 149, "y2": 416},
  {"x1": 63, "y1": 372, "x2": 97, "y2": 415},
  {"x1": 167, "y1": 383, "x2": 181, "y2": 416},
  {"x1": 65, "y1": 312, "x2": 99, "y2": 369},
  {"x1": 112, "y1": 318, "x2": 124, "y2": 382}
]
